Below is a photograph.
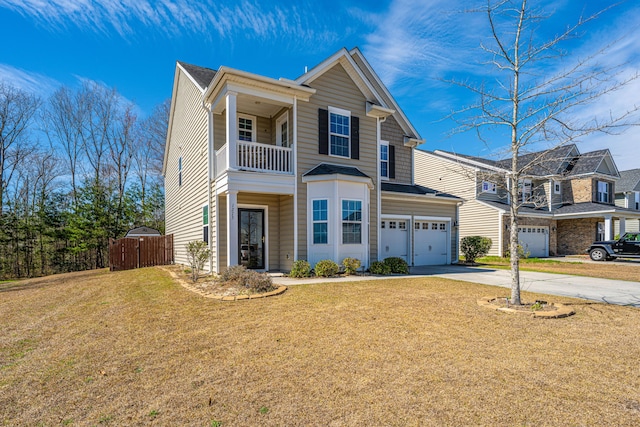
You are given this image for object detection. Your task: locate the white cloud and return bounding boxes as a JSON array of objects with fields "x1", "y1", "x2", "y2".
[
  {"x1": 0, "y1": 0, "x2": 339, "y2": 45},
  {"x1": 0, "y1": 64, "x2": 59, "y2": 96}
]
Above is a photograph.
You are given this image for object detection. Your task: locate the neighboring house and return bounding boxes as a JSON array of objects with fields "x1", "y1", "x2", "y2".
[
  {"x1": 125, "y1": 226, "x2": 162, "y2": 238},
  {"x1": 414, "y1": 145, "x2": 640, "y2": 257},
  {"x1": 614, "y1": 168, "x2": 640, "y2": 234},
  {"x1": 163, "y1": 48, "x2": 461, "y2": 273}
]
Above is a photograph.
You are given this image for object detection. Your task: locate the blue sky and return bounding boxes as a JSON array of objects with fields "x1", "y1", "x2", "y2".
[{"x1": 1, "y1": 0, "x2": 639, "y2": 170}]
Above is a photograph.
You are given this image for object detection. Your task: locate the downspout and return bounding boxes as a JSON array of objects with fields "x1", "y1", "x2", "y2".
[
  {"x1": 377, "y1": 116, "x2": 386, "y2": 264},
  {"x1": 293, "y1": 96, "x2": 298, "y2": 263},
  {"x1": 203, "y1": 99, "x2": 215, "y2": 273},
  {"x1": 456, "y1": 201, "x2": 462, "y2": 263}
]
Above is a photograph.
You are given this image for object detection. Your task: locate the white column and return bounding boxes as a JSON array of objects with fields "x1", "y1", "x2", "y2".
[
  {"x1": 619, "y1": 217, "x2": 626, "y2": 237},
  {"x1": 604, "y1": 214, "x2": 613, "y2": 240},
  {"x1": 225, "y1": 91, "x2": 238, "y2": 170},
  {"x1": 227, "y1": 190, "x2": 239, "y2": 266}
]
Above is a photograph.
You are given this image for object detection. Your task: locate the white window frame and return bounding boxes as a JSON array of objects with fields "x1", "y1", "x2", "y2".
[
  {"x1": 519, "y1": 179, "x2": 532, "y2": 203},
  {"x1": 596, "y1": 181, "x2": 610, "y2": 203},
  {"x1": 553, "y1": 181, "x2": 561, "y2": 194},
  {"x1": 380, "y1": 140, "x2": 389, "y2": 180},
  {"x1": 312, "y1": 199, "x2": 329, "y2": 245},
  {"x1": 276, "y1": 113, "x2": 289, "y2": 147},
  {"x1": 481, "y1": 181, "x2": 496, "y2": 194},
  {"x1": 328, "y1": 106, "x2": 350, "y2": 158},
  {"x1": 341, "y1": 199, "x2": 362, "y2": 244},
  {"x1": 202, "y1": 203, "x2": 209, "y2": 244},
  {"x1": 238, "y1": 113, "x2": 257, "y2": 142}
]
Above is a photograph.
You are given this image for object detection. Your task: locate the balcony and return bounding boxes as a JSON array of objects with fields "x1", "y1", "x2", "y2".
[{"x1": 216, "y1": 140, "x2": 293, "y2": 178}]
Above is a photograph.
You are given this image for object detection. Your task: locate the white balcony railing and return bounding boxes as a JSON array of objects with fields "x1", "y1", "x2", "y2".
[{"x1": 215, "y1": 141, "x2": 293, "y2": 177}]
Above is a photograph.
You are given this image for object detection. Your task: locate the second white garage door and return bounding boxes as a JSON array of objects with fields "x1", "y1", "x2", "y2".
[
  {"x1": 518, "y1": 226, "x2": 549, "y2": 258},
  {"x1": 414, "y1": 221, "x2": 449, "y2": 265}
]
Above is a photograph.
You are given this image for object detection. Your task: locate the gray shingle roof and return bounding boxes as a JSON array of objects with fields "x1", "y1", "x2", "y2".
[
  {"x1": 617, "y1": 168, "x2": 640, "y2": 192},
  {"x1": 381, "y1": 182, "x2": 459, "y2": 199},
  {"x1": 553, "y1": 202, "x2": 640, "y2": 216},
  {"x1": 565, "y1": 149, "x2": 609, "y2": 177},
  {"x1": 479, "y1": 200, "x2": 554, "y2": 216},
  {"x1": 178, "y1": 61, "x2": 217, "y2": 90},
  {"x1": 303, "y1": 163, "x2": 370, "y2": 178}
]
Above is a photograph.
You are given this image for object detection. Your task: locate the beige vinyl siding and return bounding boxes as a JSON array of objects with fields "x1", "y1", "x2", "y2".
[
  {"x1": 209, "y1": 182, "x2": 217, "y2": 272},
  {"x1": 414, "y1": 150, "x2": 477, "y2": 199},
  {"x1": 459, "y1": 200, "x2": 502, "y2": 257},
  {"x1": 165, "y1": 69, "x2": 210, "y2": 268},
  {"x1": 382, "y1": 197, "x2": 458, "y2": 261},
  {"x1": 278, "y1": 194, "x2": 295, "y2": 271},
  {"x1": 476, "y1": 172, "x2": 508, "y2": 204},
  {"x1": 615, "y1": 193, "x2": 626, "y2": 208},
  {"x1": 296, "y1": 63, "x2": 378, "y2": 262},
  {"x1": 216, "y1": 193, "x2": 293, "y2": 271},
  {"x1": 380, "y1": 116, "x2": 412, "y2": 184},
  {"x1": 615, "y1": 218, "x2": 640, "y2": 235}
]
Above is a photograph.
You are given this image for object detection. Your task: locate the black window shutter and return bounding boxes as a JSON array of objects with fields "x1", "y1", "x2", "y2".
[
  {"x1": 389, "y1": 145, "x2": 396, "y2": 179},
  {"x1": 351, "y1": 116, "x2": 359, "y2": 160},
  {"x1": 318, "y1": 108, "x2": 328, "y2": 155}
]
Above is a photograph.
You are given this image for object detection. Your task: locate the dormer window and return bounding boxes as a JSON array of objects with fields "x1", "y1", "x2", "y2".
[
  {"x1": 596, "y1": 181, "x2": 611, "y2": 203},
  {"x1": 481, "y1": 181, "x2": 496, "y2": 194}
]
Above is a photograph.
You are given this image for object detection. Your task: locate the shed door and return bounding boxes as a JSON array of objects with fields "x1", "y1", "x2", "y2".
[
  {"x1": 380, "y1": 220, "x2": 409, "y2": 263},
  {"x1": 517, "y1": 226, "x2": 549, "y2": 258},
  {"x1": 414, "y1": 221, "x2": 449, "y2": 265}
]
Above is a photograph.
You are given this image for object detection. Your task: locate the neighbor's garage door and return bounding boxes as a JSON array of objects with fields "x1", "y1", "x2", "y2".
[
  {"x1": 518, "y1": 226, "x2": 549, "y2": 258},
  {"x1": 380, "y1": 219, "x2": 409, "y2": 263},
  {"x1": 414, "y1": 221, "x2": 449, "y2": 265}
]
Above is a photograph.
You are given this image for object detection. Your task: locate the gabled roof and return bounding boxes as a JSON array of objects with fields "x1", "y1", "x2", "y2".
[
  {"x1": 566, "y1": 149, "x2": 618, "y2": 178},
  {"x1": 177, "y1": 61, "x2": 217, "y2": 91},
  {"x1": 616, "y1": 168, "x2": 640, "y2": 192},
  {"x1": 381, "y1": 182, "x2": 459, "y2": 200},
  {"x1": 494, "y1": 145, "x2": 577, "y2": 176},
  {"x1": 296, "y1": 47, "x2": 422, "y2": 143},
  {"x1": 303, "y1": 163, "x2": 370, "y2": 178}
]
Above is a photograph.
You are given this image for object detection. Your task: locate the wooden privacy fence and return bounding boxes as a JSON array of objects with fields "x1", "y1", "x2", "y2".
[{"x1": 109, "y1": 235, "x2": 174, "y2": 271}]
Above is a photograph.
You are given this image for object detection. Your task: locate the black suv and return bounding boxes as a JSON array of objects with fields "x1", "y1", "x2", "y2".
[{"x1": 587, "y1": 232, "x2": 640, "y2": 261}]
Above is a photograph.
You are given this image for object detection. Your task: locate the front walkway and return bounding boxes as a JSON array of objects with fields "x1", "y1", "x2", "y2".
[{"x1": 271, "y1": 265, "x2": 640, "y2": 307}]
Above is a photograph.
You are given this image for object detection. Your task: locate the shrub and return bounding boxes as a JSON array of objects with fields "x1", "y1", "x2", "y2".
[
  {"x1": 342, "y1": 257, "x2": 361, "y2": 275},
  {"x1": 369, "y1": 260, "x2": 391, "y2": 275},
  {"x1": 218, "y1": 265, "x2": 274, "y2": 293},
  {"x1": 460, "y1": 236, "x2": 492, "y2": 264},
  {"x1": 289, "y1": 260, "x2": 311, "y2": 278},
  {"x1": 504, "y1": 243, "x2": 530, "y2": 260},
  {"x1": 314, "y1": 259, "x2": 340, "y2": 277},
  {"x1": 383, "y1": 257, "x2": 409, "y2": 274},
  {"x1": 185, "y1": 240, "x2": 211, "y2": 282}
]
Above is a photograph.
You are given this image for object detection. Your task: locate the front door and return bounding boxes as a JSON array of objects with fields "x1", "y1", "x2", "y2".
[{"x1": 239, "y1": 208, "x2": 265, "y2": 269}]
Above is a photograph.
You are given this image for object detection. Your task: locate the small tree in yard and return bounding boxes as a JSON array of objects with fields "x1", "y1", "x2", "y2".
[
  {"x1": 461, "y1": 236, "x2": 493, "y2": 264},
  {"x1": 185, "y1": 240, "x2": 210, "y2": 282},
  {"x1": 451, "y1": 0, "x2": 640, "y2": 304}
]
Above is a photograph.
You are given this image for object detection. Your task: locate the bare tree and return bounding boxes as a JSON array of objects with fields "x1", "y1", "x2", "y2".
[
  {"x1": 0, "y1": 82, "x2": 40, "y2": 216},
  {"x1": 451, "y1": 0, "x2": 639, "y2": 304}
]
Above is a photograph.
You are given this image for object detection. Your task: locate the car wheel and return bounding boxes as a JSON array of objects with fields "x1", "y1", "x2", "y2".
[{"x1": 589, "y1": 248, "x2": 606, "y2": 261}]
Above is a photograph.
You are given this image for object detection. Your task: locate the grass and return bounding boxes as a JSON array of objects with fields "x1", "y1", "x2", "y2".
[
  {"x1": 1, "y1": 267, "x2": 640, "y2": 425},
  {"x1": 475, "y1": 256, "x2": 640, "y2": 282}
]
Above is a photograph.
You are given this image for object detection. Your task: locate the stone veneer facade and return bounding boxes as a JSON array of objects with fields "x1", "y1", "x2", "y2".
[{"x1": 556, "y1": 218, "x2": 600, "y2": 255}]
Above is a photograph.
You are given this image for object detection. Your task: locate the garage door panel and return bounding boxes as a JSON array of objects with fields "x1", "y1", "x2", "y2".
[
  {"x1": 414, "y1": 221, "x2": 448, "y2": 265},
  {"x1": 381, "y1": 220, "x2": 409, "y2": 262},
  {"x1": 518, "y1": 226, "x2": 549, "y2": 258}
]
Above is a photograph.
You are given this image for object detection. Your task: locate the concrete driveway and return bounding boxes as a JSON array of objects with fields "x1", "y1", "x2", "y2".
[{"x1": 411, "y1": 265, "x2": 640, "y2": 307}]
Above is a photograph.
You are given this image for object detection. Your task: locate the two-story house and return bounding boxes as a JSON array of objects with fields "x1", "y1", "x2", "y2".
[
  {"x1": 415, "y1": 145, "x2": 640, "y2": 257},
  {"x1": 163, "y1": 48, "x2": 461, "y2": 273},
  {"x1": 614, "y1": 168, "x2": 640, "y2": 234}
]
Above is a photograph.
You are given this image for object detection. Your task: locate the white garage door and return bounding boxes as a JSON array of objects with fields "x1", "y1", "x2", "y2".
[
  {"x1": 518, "y1": 226, "x2": 549, "y2": 258},
  {"x1": 380, "y1": 220, "x2": 409, "y2": 263},
  {"x1": 414, "y1": 221, "x2": 449, "y2": 265}
]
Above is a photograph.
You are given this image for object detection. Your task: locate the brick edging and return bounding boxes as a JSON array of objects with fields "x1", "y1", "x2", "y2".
[
  {"x1": 158, "y1": 266, "x2": 287, "y2": 301},
  {"x1": 477, "y1": 296, "x2": 575, "y2": 318}
]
